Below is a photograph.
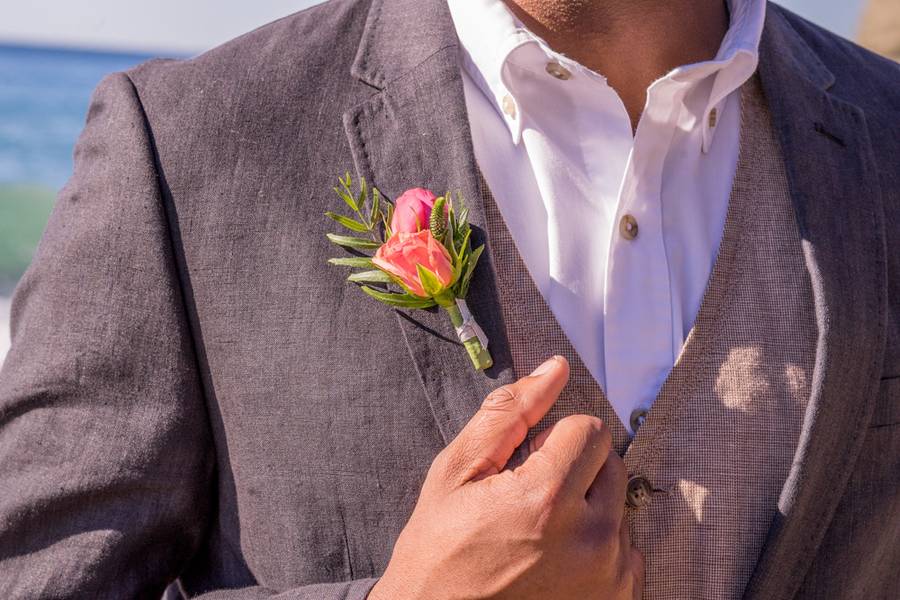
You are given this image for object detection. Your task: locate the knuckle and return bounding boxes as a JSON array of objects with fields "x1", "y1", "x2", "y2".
[
  {"x1": 561, "y1": 415, "x2": 611, "y2": 447},
  {"x1": 564, "y1": 413, "x2": 600, "y2": 429},
  {"x1": 523, "y1": 473, "x2": 568, "y2": 521},
  {"x1": 482, "y1": 385, "x2": 519, "y2": 411},
  {"x1": 479, "y1": 386, "x2": 530, "y2": 440},
  {"x1": 434, "y1": 440, "x2": 491, "y2": 484},
  {"x1": 555, "y1": 416, "x2": 611, "y2": 461},
  {"x1": 585, "y1": 416, "x2": 613, "y2": 450},
  {"x1": 557, "y1": 415, "x2": 591, "y2": 446},
  {"x1": 595, "y1": 419, "x2": 613, "y2": 448},
  {"x1": 538, "y1": 478, "x2": 568, "y2": 507}
]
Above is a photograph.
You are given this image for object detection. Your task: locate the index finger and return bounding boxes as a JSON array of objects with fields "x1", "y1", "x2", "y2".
[
  {"x1": 442, "y1": 355, "x2": 570, "y2": 485},
  {"x1": 520, "y1": 414, "x2": 613, "y2": 497}
]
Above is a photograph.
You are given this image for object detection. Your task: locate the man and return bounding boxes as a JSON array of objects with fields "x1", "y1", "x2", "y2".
[
  {"x1": 859, "y1": 0, "x2": 900, "y2": 61},
  {"x1": 0, "y1": 0, "x2": 897, "y2": 598}
]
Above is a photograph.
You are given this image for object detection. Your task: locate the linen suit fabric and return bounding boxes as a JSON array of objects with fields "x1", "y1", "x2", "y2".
[{"x1": 0, "y1": 0, "x2": 898, "y2": 598}]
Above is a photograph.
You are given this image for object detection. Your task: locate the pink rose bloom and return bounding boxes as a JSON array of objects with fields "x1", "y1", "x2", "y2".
[
  {"x1": 391, "y1": 188, "x2": 439, "y2": 233},
  {"x1": 373, "y1": 230, "x2": 454, "y2": 297}
]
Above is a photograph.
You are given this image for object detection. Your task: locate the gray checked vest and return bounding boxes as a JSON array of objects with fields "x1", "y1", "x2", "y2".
[{"x1": 480, "y1": 75, "x2": 817, "y2": 600}]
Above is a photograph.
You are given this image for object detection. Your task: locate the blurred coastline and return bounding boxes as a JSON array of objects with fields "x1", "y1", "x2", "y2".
[
  {"x1": 0, "y1": 183, "x2": 56, "y2": 361},
  {"x1": 0, "y1": 44, "x2": 163, "y2": 364}
]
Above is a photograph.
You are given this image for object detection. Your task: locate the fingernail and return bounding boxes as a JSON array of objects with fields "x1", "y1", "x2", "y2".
[{"x1": 530, "y1": 356, "x2": 558, "y2": 377}]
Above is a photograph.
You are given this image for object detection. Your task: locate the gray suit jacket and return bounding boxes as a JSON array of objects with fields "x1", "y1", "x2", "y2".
[{"x1": 1, "y1": 1, "x2": 898, "y2": 598}]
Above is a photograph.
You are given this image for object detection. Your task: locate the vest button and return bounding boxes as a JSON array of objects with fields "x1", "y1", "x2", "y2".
[
  {"x1": 629, "y1": 408, "x2": 648, "y2": 432},
  {"x1": 626, "y1": 476, "x2": 653, "y2": 508}
]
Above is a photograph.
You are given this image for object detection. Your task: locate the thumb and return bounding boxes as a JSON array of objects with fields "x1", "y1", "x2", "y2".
[{"x1": 438, "y1": 355, "x2": 569, "y2": 486}]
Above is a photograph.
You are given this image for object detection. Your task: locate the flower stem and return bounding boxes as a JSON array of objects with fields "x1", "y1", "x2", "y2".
[{"x1": 443, "y1": 303, "x2": 493, "y2": 371}]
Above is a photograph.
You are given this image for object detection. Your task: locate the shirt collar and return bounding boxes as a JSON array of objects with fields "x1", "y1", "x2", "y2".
[
  {"x1": 447, "y1": 0, "x2": 533, "y2": 143},
  {"x1": 448, "y1": 0, "x2": 766, "y2": 149}
]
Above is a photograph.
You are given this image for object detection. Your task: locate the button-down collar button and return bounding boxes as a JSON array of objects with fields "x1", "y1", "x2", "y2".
[
  {"x1": 545, "y1": 61, "x2": 572, "y2": 80},
  {"x1": 502, "y1": 94, "x2": 517, "y2": 119},
  {"x1": 626, "y1": 476, "x2": 653, "y2": 508},
  {"x1": 619, "y1": 214, "x2": 639, "y2": 240},
  {"x1": 629, "y1": 408, "x2": 648, "y2": 432},
  {"x1": 708, "y1": 107, "x2": 718, "y2": 128}
]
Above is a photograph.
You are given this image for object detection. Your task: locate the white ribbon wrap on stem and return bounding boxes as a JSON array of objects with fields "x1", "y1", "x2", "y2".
[{"x1": 454, "y1": 298, "x2": 489, "y2": 348}]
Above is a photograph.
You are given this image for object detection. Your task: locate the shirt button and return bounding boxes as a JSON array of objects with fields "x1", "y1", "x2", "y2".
[
  {"x1": 545, "y1": 61, "x2": 572, "y2": 80},
  {"x1": 709, "y1": 107, "x2": 718, "y2": 128},
  {"x1": 619, "y1": 214, "x2": 639, "y2": 240},
  {"x1": 502, "y1": 94, "x2": 517, "y2": 119},
  {"x1": 629, "y1": 408, "x2": 648, "y2": 432},
  {"x1": 626, "y1": 476, "x2": 653, "y2": 508}
]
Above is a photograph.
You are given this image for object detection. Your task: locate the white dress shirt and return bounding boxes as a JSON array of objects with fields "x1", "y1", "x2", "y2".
[{"x1": 447, "y1": 0, "x2": 765, "y2": 433}]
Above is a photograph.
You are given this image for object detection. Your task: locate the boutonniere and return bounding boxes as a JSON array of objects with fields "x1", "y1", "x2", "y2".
[{"x1": 325, "y1": 173, "x2": 493, "y2": 371}]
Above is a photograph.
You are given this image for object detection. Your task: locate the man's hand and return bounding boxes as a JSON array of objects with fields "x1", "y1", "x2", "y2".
[{"x1": 369, "y1": 356, "x2": 644, "y2": 600}]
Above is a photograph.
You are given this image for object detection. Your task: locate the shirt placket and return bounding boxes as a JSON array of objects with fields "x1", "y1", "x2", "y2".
[{"x1": 603, "y1": 80, "x2": 686, "y2": 433}]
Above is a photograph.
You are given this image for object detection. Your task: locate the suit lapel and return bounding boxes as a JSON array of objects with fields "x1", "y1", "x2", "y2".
[
  {"x1": 343, "y1": 0, "x2": 515, "y2": 445},
  {"x1": 745, "y1": 7, "x2": 888, "y2": 599}
]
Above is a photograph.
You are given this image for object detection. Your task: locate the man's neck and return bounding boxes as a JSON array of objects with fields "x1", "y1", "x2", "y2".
[{"x1": 503, "y1": 0, "x2": 730, "y2": 130}]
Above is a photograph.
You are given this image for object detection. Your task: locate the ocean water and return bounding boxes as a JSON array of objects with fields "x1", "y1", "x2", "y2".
[{"x1": 0, "y1": 43, "x2": 174, "y2": 188}]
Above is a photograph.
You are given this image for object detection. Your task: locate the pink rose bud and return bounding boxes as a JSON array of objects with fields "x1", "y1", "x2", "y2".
[
  {"x1": 391, "y1": 188, "x2": 439, "y2": 233},
  {"x1": 373, "y1": 230, "x2": 455, "y2": 298}
]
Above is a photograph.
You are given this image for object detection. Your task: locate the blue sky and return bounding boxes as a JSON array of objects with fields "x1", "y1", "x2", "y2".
[{"x1": 0, "y1": 1, "x2": 867, "y2": 54}]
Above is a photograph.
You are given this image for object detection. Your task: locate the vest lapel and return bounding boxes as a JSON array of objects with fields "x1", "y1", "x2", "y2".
[
  {"x1": 745, "y1": 7, "x2": 888, "y2": 599},
  {"x1": 343, "y1": 0, "x2": 515, "y2": 445}
]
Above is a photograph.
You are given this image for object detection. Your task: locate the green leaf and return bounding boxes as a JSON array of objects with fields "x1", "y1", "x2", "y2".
[
  {"x1": 326, "y1": 233, "x2": 382, "y2": 249},
  {"x1": 451, "y1": 252, "x2": 464, "y2": 285},
  {"x1": 325, "y1": 212, "x2": 370, "y2": 233},
  {"x1": 382, "y1": 203, "x2": 394, "y2": 239},
  {"x1": 338, "y1": 173, "x2": 361, "y2": 211},
  {"x1": 459, "y1": 243, "x2": 485, "y2": 297},
  {"x1": 444, "y1": 226, "x2": 457, "y2": 262},
  {"x1": 459, "y1": 228, "x2": 472, "y2": 253},
  {"x1": 369, "y1": 187, "x2": 381, "y2": 225},
  {"x1": 360, "y1": 286, "x2": 437, "y2": 309},
  {"x1": 333, "y1": 186, "x2": 358, "y2": 212},
  {"x1": 456, "y1": 206, "x2": 469, "y2": 230},
  {"x1": 453, "y1": 228, "x2": 472, "y2": 266},
  {"x1": 348, "y1": 270, "x2": 393, "y2": 284},
  {"x1": 416, "y1": 264, "x2": 445, "y2": 297},
  {"x1": 453, "y1": 218, "x2": 468, "y2": 248},
  {"x1": 357, "y1": 177, "x2": 368, "y2": 214},
  {"x1": 328, "y1": 257, "x2": 374, "y2": 268},
  {"x1": 448, "y1": 201, "x2": 459, "y2": 234}
]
